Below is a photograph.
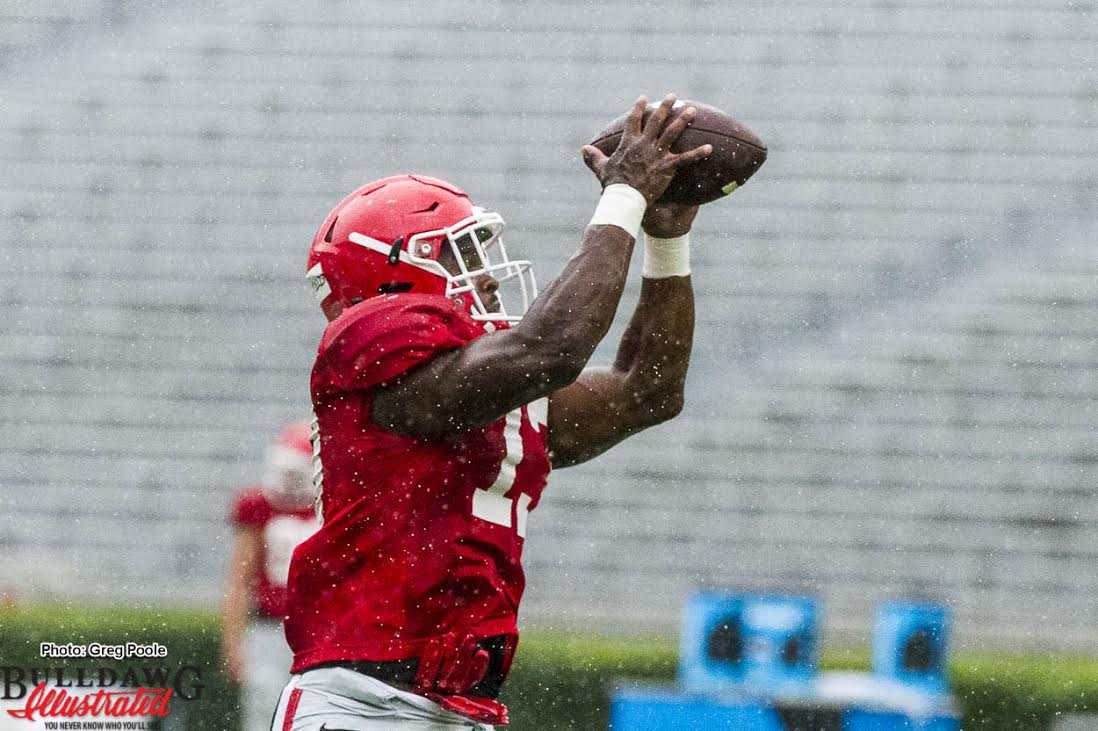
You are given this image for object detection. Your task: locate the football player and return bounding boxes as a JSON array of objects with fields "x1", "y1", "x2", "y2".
[
  {"x1": 273, "y1": 94, "x2": 712, "y2": 729},
  {"x1": 222, "y1": 420, "x2": 320, "y2": 731}
]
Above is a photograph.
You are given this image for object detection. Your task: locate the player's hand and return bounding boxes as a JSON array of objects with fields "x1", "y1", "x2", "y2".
[
  {"x1": 581, "y1": 93, "x2": 712, "y2": 205},
  {"x1": 414, "y1": 631, "x2": 490, "y2": 694},
  {"x1": 642, "y1": 201, "x2": 699, "y2": 238}
]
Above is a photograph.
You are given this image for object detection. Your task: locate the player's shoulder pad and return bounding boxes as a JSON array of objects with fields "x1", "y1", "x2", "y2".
[
  {"x1": 319, "y1": 293, "x2": 475, "y2": 352},
  {"x1": 315, "y1": 293, "x2": 483, "y2": 392},
  {"x1": 230, "y1": 486, "x2": 273, "y2": 527}
]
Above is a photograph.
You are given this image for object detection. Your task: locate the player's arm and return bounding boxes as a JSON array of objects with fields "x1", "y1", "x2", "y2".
[
  {"x1": 373, "y1": 94, "x2": 711, "y2": 434},
  {"x1": 220, "y1": 524, "x2": 260, "y2": 685},
  {"x1": 546, "y1": 202, "x2": 697, "y2": 467}
]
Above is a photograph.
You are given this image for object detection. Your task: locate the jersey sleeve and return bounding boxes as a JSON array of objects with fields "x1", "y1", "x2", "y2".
[
  {"x1": 230, "y1": 489, "x2": 271, "y2": 528},
  {"x1": 314, "y1": 295, "x2": 480, "y2": 394}
]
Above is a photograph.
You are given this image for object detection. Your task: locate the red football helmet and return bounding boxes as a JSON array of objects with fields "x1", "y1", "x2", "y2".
[
  {"x1": 263, "y1": 419, "x2": 314, "y2": 506},
  {"x1": 306, "y1": 174, "x2": 536, "y2": 323}
]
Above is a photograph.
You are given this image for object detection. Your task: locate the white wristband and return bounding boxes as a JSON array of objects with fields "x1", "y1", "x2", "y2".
[
  {"x1": 643, "y1": 232, "x2": 691, "y2": 278},
  {"x1": 587, "y1": 184, "x2": 646, "y2": 240}
]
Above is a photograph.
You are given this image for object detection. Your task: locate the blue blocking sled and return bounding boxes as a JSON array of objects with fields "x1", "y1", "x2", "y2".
[
  {"x1": 610, "y1": 591, "x2": 960, "y2": 730},
  {"x1": 610, "y1": 686, "x2": 960, "y2": 731},
  {"x1": 872, "y1": 600, "x2": 951, "y2": 694},
  {"x1": 678, "y1": 592, "x2": 818, "y2": 692}
]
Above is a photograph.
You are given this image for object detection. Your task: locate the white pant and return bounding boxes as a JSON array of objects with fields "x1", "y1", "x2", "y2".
[
  {"x1": 243, "y1": 619, "x2": 295, "y2": 731},
  {"x1": 271, "y1": 667, "x2": 495, "y2": 730}
]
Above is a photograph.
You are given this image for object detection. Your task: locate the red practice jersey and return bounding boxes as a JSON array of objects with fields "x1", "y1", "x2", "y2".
[
  {"x1": 230, "y1": 489, "x2": 318, "y2": 620},
  {"x1": 285, "y1": 293, "x2": 551, "y2": 674}
]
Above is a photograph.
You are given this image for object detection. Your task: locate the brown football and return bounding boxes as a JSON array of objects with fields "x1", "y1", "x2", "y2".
[{"x1": 589, "y1": 100, "x2": 767, "y2": 205}]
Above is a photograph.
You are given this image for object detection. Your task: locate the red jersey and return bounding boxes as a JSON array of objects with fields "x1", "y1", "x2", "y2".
[
  {"x1": 229, "y1": 489, "x2": 318, "y2": 620},
  {"x1": 285, "y1": 293, "x2": 551, "y2": 674}
]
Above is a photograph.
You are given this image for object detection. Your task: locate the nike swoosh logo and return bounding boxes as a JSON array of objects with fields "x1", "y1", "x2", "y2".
[{"x1": 318, "y1": 726, "x2": 355, "y2": 731}]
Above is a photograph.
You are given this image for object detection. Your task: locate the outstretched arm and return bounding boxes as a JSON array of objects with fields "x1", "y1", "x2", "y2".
[
  {"x1": 373, "y1": 95, "x2": 711, "y2": 435},
  {"x1": 546, "y1": 203, "x2": 697, "y2": 467}
]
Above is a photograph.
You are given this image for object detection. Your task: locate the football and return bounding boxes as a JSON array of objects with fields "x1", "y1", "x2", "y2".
[{"x1": 589, "y1": 100, "x2": 767, "y2": 206}]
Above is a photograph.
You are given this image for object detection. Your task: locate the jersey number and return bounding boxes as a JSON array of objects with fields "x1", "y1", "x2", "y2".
[
  {"x1": 311, "y1": 402, "x2": 546, "y2": 534},
  {"x1": 471, "y1": 399, "x2": 546, "y2": 537}
]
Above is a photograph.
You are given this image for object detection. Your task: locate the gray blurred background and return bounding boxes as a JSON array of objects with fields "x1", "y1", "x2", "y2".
[{"x1": 1, "y1": 0, "x2": 1096, "y2": 652}]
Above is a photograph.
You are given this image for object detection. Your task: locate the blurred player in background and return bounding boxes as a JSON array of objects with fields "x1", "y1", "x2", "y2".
[
  {"x1": 273, "y1": 94, "x2": 711, "y2": 729},
  {"x1": 221, "y1": 420, "x2": 319, "y2": 731}
]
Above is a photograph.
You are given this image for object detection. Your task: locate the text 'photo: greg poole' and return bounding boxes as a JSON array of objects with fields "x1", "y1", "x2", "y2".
[{"x1": 38, "y1": 644, "x2": 169, "y2": 662}]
